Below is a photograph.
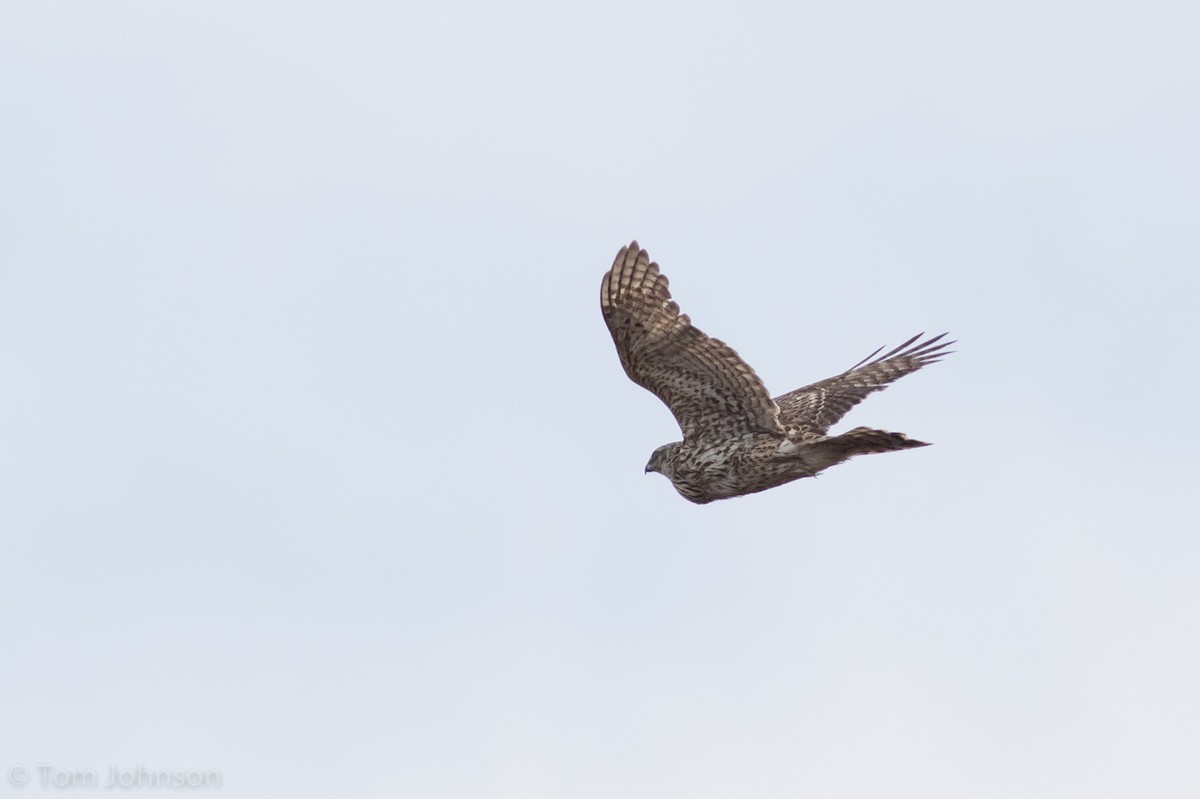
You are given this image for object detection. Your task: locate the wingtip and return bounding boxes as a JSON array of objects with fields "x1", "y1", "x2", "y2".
[
  {"x1": 614, "y1": 240, "x2": 645, "y2": 266},
  {"x1": 843, "y1": 331, "x2": 956, "y2": 372}
]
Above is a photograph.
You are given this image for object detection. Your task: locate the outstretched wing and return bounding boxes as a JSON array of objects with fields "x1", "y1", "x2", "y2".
[
  {"x1": 774, "y1": 333, "x2": 954, "y2": 435},
  {"x1": 601, "y1": 241, "x2": 783, "y2": 442}
]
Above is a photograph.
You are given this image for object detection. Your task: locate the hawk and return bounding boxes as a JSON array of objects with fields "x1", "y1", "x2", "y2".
[{"x1": 600, "y1": 241, "x2": 952, "y2": 504}]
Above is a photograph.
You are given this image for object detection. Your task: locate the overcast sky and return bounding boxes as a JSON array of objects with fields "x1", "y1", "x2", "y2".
[{"x1": 2, "y1": 2, "x2": 1198, "y2": 797}]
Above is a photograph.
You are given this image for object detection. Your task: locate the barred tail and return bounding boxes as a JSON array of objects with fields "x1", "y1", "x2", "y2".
[{"x1": 803, "y1": 426, "x2": 929, "y2": 473}]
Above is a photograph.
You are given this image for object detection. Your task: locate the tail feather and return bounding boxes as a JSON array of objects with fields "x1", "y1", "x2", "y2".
[{"x1": 803, "y1": 426, "x2": 928, "y2": 473}]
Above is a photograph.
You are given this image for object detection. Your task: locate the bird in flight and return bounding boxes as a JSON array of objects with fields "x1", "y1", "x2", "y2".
[{"x1": 600, "y1": 241, "x2": 952, "y2": 504}]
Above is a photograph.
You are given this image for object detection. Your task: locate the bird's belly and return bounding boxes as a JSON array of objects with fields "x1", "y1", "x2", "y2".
[{"x1": 682, "y1": 440, "x2": 808, "y2": 501}]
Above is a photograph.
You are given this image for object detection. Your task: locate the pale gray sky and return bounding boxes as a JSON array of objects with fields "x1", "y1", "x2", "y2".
[{"x1": 2, "y1": 1, "x2": 1198, "y2": 797}]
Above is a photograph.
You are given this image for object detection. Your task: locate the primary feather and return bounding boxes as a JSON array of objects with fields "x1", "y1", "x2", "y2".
[{"x1": 601, "y1": 241, "x2": 953, "y2": 503}]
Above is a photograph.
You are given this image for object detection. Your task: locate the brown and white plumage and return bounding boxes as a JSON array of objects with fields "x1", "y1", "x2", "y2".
[
  {"x1": 599, "y1": 243, "x2": 783, "y2": 442},
  {"x1": 774, "y1": 333, "x2": 952, "y2": 438},
  {"x1": 601, "y1": 241, "x2": 953, "y2": 504}
]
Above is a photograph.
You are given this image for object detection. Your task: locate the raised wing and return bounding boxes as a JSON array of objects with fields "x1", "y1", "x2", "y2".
[
  {"x1": 601, "y1": 241, "x2": 783, "y2": 442},
  {"x1": 774, "y1": 333, "x2": 953, "y2": 435}
]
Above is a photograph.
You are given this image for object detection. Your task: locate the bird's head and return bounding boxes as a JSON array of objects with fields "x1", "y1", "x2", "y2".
[{"x1": 645, "y1": 442, "x2": 681, "y2": 477}]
